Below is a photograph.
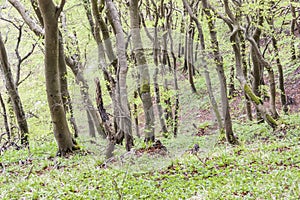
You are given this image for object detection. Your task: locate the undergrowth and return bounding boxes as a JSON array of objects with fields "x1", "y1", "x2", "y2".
[{"x1": 1, "y1": 114, "x2": 300, "y2": 199}]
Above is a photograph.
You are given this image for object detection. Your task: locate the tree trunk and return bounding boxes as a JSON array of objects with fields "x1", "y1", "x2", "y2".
[
  {"x1": 267, "y1": 11, "x2": 288, "y2": 114},
  {"x1": 58, "y1": 33, "x2": 79, "y2": 138},
  {"x1": 152, "y1": 14, "x2": 168, "y2": 136},
  {"x1": 187, "y1": 24, "x2": 197, "y2": 94},
  {"x1": 65, "y1": 58, "x2": 106, "y2": 138},
  {"x1": 169, "y1": 29, "x2": 180, "y2": 138},
  {"x1": 272, "y1": 37, "x2": 287, "y2": 113},
  {"x1": 228, "y1": 64, "x2": 236, "y2": 98},
  {"x1": 0, "y1": 33, "x2": 29, "y2": 146},
  {"x1": 0, "y1": 93, "x2": 11, "y2": 141},
  {"x1": 182, "y1": 0, "x2": 223, "y2": 134},
  {"x1": 202, "y1": 0, "x2": 238, "y2": 145},
  {"x1": 230, "y1": 29, "x2": 278, "y2": 129},
  {"x1": 107, "y1": 0, "x2": 134, "y2": 151},
  {"x1": 38, "y1": 0, "x2": 77, "y2": 155},
  {"x1": 153, "y1": 68, "x2": 168, "y2": 135},
  {"x1": 240, "y1": 32, "x2": 253, "y2": 121},
  {"x1": 133, "y1": 90, "x2": 141, "y2": 138},
  {"x1": 290, "y1": 0, "x2": 297, "y2": 61},
  {"x1": 95, "y1": 78, "x2": 117, "y2": 158},
  {"x1": 130, "y1": 0, "x2": 155, "y2": 142},
  {"x1": 251, "y1": 15, "x2": 264, "y2": 122}
]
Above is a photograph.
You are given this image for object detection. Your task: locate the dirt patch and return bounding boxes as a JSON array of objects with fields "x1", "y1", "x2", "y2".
[{"x1": 135, "y1": 140, "x2": 168, "y2": 156}]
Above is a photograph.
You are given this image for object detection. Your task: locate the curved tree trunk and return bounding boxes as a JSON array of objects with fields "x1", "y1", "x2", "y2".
[
  {"x1": 107, "y1": 0, "x2": 134, "y2": 151},
  {"x1": 182, "y1": 0, "x2": 224, "y2": 134},
  {"x1": 231, "y1": 30, "x2": 278, "y2": 129},
  {"x1": 0, "y1": 33, "x2": 29, "y2": 146},
  {"x1": 38, "y1": 0, "x2": 77, "y2": 155},
  {"x1": 251, "y1": 26, "x2": 264, "y2": 122},
  {"x1": 65, "y1": 57, "x2": 106, "y2": 138}
]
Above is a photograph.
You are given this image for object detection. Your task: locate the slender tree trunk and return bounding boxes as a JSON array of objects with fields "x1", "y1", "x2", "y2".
[
  {"x1": 0, "y1": 33, "x2": 29, "y2": 146},
  {"x1": 202, "y1": 0, "x2": 238, "y2": 144},
  {"x1": 133, "y1": 90, "x2": 140, "y2": 138},
  {"x1": 169, "y1": 29, "x2": 180, "y2": 138},
  {"x1": 65, "y1": 58, "x2": 106, "y2": 138},
  {"x1": 272, "y1": 37, "x2": 287, "y2": 113},
  {"x1": 0, "y1": 93, "x2": 10, "y2": 141},
  {"x1": 152, "y1": 13, "x2": 168, "y2": 135},
  {"x1": 161, "y1": 4, "x2": 174, "y2": 128},
  {"x1": 240, "y1": 32, "x2": 253, "y2": 121},
  {"x1": 290, "y1": 0, "x2": 297, "y2": 61},
  {"x1": 58, "y1": 33, "x2": 79, "y2": 138},
  {"x1": 153, "y1": 68, "x2": 168, "y2": 135},
  {"x1": 38, "y1": 0, "x2": 77, "y2": 155},
  {"x1": 251, "y1": 15, "x2": 264, "y2": 122},
  {"x1": 107, "y1": 0, "x2": 134, "y2": 151},
  {"x1": 182, "y1": 0, "x2": 223, "y2": 134},
  {"x1": 187, "y1": 24, "x2": 197, "y2": 94},
  {"x1": 95, "y1": 78, "x2": 117, "y2": 158},
  {"x1": 86, "y1": 110, "x2": 96, "y2": 138},
  {"x1": 130, "y1": 0, "x2": 155, "y2": 142},
  {"x1": 228, "y1": 64, "x2": 236, "y2": 97}
]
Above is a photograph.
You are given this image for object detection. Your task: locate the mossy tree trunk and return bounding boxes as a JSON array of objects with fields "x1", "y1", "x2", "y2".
[
  {"x1": 130, "y1": 0, "x2": 155, "y2": 142},
  {"x1": 219, "y1": 0, "x2": 279, "y2": 128},
  {"x1": 250, "y1": 15, "x2": 264, "y2": 122},
  {"x1": 202, "y1": 0, "x2": 238, "y2": 145}
]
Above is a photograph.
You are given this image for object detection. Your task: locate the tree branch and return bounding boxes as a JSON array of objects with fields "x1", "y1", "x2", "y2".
[
  {"x1": 56, "y1": 0, "x2": 66, "y2": 18},
  {"x1": 8, "y1": 0, "x2": 44, "y2": 36}
]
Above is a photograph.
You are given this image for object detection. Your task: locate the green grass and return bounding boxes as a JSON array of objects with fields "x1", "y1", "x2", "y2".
[{"x1": 1, "y1": 114, "x2": 300, "y2": 199}]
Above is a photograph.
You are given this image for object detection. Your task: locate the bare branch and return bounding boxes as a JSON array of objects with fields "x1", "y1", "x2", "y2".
[
  {"x1": 8, "y1": 0, "x2": 44, "y2": 36},
  {"x1": 0, "y1": 17, "x2": 19, "y2": 29},
  {"x1": 56, "y1": 0, "x2": 66, "y2": 18},
  {"x1": 17, "y1": 71, "x2": 33, "y2": 86}
]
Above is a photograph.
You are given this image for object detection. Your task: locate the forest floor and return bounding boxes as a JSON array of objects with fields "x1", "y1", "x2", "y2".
[{"x1": 1, "y1": 67, "x2": 300, "y2": 199}]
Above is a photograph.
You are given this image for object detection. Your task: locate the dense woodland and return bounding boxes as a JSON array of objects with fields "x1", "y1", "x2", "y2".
[{"x1": 1, "y1": 0, "x2": 300, "y2": 199}]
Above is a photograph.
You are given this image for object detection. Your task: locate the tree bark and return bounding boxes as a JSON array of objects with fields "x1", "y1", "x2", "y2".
[
  {"x1": 0, "y1": 93, "x2": 11, "y2": 141},
  {"x1": 38, "y1": 0, "x2": 77, "y2": 155},
  {"x1": 0, "y1": 33, "x2": 29, "y2": 146},
  {"x1": 182, "y1": 0, "x2": 223, "y2": 134},
  {"x1": 58, "y1": 32, "x2": 79, "y2": 138},
  {"x1": 251, "y1": 16, "x2": 264, "y2": 121},
  {"x1": 290, "y1": 0, "x2": 297, "y2": 60},
  {"x1": 106, "y1": 0, "x2": 134, "y2": 151},
  {"x1": 130, "y1": 0, "x2": 155, "y2": 142},
  {"x1": 65, "y1": 58, "x2": 106, "y2": 138},
  {"x1": 202, "y1": 0, "x2": 238, "y2": 145},
  {"x1": 153, "y1": 68, "x2": 168, "y2": 135}
]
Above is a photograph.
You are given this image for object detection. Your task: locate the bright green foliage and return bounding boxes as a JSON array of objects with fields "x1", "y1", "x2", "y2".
[{"x1": 1, "y1": 114, "x2": 300, "y2": 199}]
